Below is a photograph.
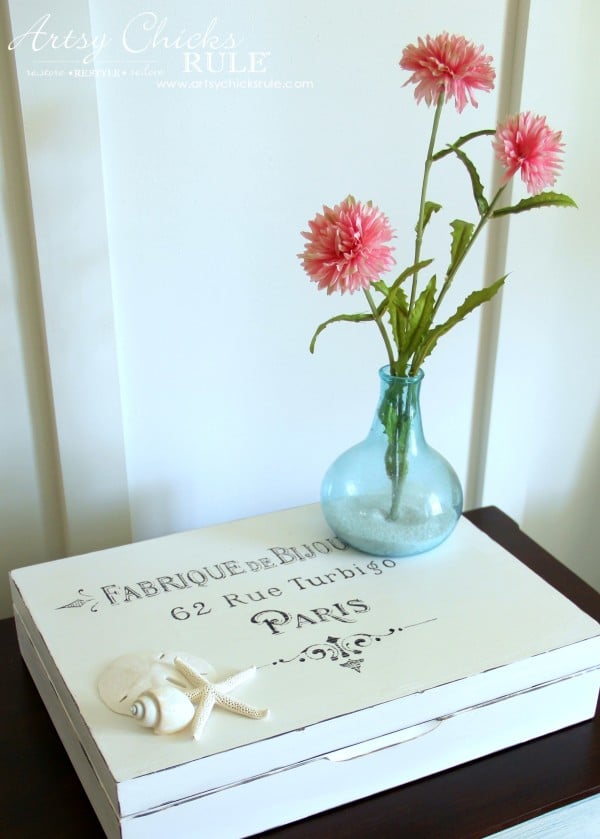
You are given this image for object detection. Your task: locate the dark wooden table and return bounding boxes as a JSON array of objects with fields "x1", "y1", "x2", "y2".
[{"x1": 2, "y1": 507, "x2": 599, "y2": 838}]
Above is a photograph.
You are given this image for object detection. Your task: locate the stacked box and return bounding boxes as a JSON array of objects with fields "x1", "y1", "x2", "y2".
[{"x1": 10, "y1": 505, "x2": 600, "y2": 838}]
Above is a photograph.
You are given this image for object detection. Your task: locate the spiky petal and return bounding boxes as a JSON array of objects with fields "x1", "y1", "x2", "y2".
[
  {"x1": 299, "y1": 196, "x2": 395, "y2": 295},
  {"x1": 400, "y1": 32, "x2": 495, "y2": 112},
  {"x1": 493, "y1": 111, "x2": 564, "y2": 195}
]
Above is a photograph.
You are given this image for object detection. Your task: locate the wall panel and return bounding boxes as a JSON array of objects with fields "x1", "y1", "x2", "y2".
[
  {"x1": 6, "y1": 0, "x2": 131, "y2": 564},
  {"x1": 85, "y1": 0, "x2": 508, "y2": 540}
]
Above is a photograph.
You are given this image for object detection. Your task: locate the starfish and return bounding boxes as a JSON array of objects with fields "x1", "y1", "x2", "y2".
[{"x1": 174, "y1": 657, "x2": 269, "y2": 740}]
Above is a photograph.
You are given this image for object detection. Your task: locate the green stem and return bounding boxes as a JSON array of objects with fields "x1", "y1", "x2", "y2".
[
  {"x1": 364, "y1": 287, "x2": 395, "y2": 370},
  {"x1": 431, "y1": 185, "x2": 506, "y2": 321},
  {"x1": 408, "y1": 185, "x2": 507, "y2": 375},
  {"x1": 381, "y1": 378, "x2": 414, "y2": 522},
  {"x1": 387, "y1": 401, "x2": 410, "y2": 522},
  {"x1": 407, "y1": 92, "x2": 445, "y2": 320}
]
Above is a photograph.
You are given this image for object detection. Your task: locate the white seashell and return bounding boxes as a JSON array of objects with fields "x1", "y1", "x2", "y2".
[
  {"x1": 130, "y1": 685, "x2": 195, "y2": 735},
  {"x1": 130, "y1": 694, "x2": 160, "y2": 728},
  {"x1": 97, "y1": 651, "x2": 214, "y2": 716}
]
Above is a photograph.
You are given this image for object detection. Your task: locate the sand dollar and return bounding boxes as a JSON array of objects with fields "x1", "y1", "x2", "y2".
[{"x1": 97, "y1": 651, "x2": 215, "y2": 715}]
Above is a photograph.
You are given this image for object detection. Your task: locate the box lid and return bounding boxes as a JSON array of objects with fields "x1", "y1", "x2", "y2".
[{"x1": 10, "y1": 505, "x2": 600, "y2": 820}]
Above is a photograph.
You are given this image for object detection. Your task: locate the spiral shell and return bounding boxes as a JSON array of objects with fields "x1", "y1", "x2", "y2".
[{"x1": 130, "y1": 685, "x2": 195, "y2": 735}]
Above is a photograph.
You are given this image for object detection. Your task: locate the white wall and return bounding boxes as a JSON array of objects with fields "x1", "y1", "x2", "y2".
[{"x1": 1, "y1": 0, "x2": 598, "y2": 619}]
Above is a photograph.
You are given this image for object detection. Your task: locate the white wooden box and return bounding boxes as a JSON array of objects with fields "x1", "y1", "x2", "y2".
[{"x1": 10, "y1": 505, "x2": 600, "y2": 838}]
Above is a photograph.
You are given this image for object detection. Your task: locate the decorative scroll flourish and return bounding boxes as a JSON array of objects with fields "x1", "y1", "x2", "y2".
[
  {"x1": 267, "y1": 618, "x2": 436, "y2": 674},
  {"x1": 56, "y1": 589, "x2": 99, "y2": 613}
]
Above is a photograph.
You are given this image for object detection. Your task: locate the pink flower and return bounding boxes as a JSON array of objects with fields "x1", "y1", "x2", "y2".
[
  {"x1": 493, "y1": 112, "x2": 564, "y2": 195},
  {"x1": 400, "y1": 32, "x2": 495, "y2": 112},
  {"x1": 299, "y1": 197, "x2": 395, "y2": 295}
]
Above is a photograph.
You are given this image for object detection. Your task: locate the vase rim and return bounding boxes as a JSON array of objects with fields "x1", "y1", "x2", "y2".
[{"x1": 379, "y1": 365, "x2": 424, "y2": 384}]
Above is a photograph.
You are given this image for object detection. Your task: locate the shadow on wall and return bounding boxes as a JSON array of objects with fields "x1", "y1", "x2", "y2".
[{"x1": 524, "y1": 401, "x2": 600, "y2": 594}]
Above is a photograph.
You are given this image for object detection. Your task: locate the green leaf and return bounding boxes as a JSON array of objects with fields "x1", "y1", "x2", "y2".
[
  {"x1": 369, "y1": 280, "x2": 399, "y2": 325},
  {"x1": 450, "y1": 147, "x2": 489, "y2": 214},
  {"x1": 377, "y1": 384, "x2": 411, "y2": 485},
  {"x1": 371, "y1": 280, "x2": 390, "y2": 296},
  {"x1": 449, "y1": 219, "x2": 474, "y2": 270},
  {"x1": 379, "y1": 259, "x2": 434, "y2": 346},
  {"x1": 419, "y1": 201, "x2": 442, "y2": 233},
  {"x1": 388, "y1": 258, "x2": 434, "y2": 294},
  {"x1": 309, "y1": 312, "x2": 374, "y2": 353},
  {"x1": 492, "y1": 191, "x2": 577, "y2": 217},
  {"x1": 432, "y1": 128, "x2": 496, "y2": 161},
  {"x1": 387, "y1": 284, "x2": 410, "y2": 352},
  {"x1": 389, "y1": 284, "x2": 409, "y2": 316},
  {"x1": 403, "y1": 275, "x2": 436, "y2": 360},
  {"x1": 412, "y1": 275, "x2": 506, "y2": 370}
]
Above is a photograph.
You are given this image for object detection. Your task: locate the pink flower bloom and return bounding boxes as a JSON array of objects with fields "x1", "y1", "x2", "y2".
[
  {"x1": 299, "y1": 197, "x2": 395, "y2": 295},
  {"x1": 493, "y1": 112, "x2": 564, "y2": 195},
  {"x1": 400, "y1": 32, "x2": 495, "y2": 112}
]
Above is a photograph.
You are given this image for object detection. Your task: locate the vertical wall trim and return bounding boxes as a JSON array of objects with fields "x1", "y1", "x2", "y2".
[
  {"x1": 465, "y1": 0, "x2": 532, "y2": 510},
  {"x1": 7, "y1": 0, "x2": 132, "y2": 555},
  {"x1": 0, "y1": 1, "x2": 66, "y2": 559}
]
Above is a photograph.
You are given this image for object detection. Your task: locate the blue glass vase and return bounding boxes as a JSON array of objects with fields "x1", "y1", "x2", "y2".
[{"x1": 321, "y1": 366, "x2": 463, "y2": 556}]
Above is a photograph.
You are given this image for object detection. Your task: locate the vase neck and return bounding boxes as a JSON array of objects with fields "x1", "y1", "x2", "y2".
[{"x1": 371, "y1": 366, "x2": 425, "y2": 444}]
